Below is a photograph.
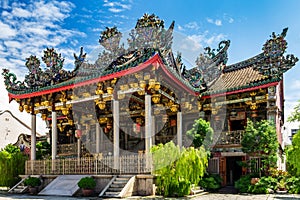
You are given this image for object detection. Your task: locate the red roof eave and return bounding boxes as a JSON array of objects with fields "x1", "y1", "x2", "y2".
[
  {"x1": 8, "y1": 54, "x2": 198, "y2": 100},
  {"x1": 155, "y1": 56, "x2": 198, "y2": 96},
  {"x1": 201, "y1": 81, "x2": 278, "y2": 99}
]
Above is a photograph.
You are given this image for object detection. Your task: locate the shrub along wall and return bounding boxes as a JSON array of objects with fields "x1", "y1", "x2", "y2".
[{"x1": 0, "y1": 144, "x2": 27, "y2": 187}]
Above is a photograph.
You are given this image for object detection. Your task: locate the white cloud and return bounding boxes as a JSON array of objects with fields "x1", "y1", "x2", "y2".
[
  {"x1": 0, "y1": 0, "x2": 86, "y2": 70},
  {"x1": 181, "y1": 35, "x2": 204, "y2": 51},
  {"x1": 0, "y1": 21, "x2": 17, "y2": 39},
  {"x1": 173, "y1": 31, "x2": 227, "y2": 67},
  {"x1": 184, "y1": 21, "x2": 200, "y2": 30},
  {"x1": 11, "y1": 7, "x2": 31, "y2": 18},
  {"x1": 206, "y1": 33, "x2": 226, "y2": 45},
  {"x1": 1, "y1": 0, "x2": 9, "y2": 9},
  {"x1": 109, "y1": 7, "x2": 123, "y2": 13},
  {"x1": 103, "y1": 1, "x2": 132, "y2": 13},
  {"x1": 215, "y1": 19, "x2": 222, "y2": 26},
  {"x1": 207, "y1": 18, "x2": 222, "y2": 26},
  {"x1": 207, "y1": 18, "x2": 214, "y2": 24},
  {"x1": 0, "y1": 0, "x2": 87, "y2": 132},
  {"x1": 223, "y1": 14, "x2": 234, "y2": 24},
  {"x1": 289, "y1": 79, "x2": 300, "y2": 90},
  {"x1": 178, "y1": 25, "x2": 183, "y2": 31}
]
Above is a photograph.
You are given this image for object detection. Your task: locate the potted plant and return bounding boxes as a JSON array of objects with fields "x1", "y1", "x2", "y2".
[
  {"x1": 24, "y1": 176, "x2": 42, "y2": 195},
  {"x1": 77, "y1": 176, "x2": 96, "y2": 196},
  {"x1": 276, "y1": 179, "x2": 287, "y2": 193}
]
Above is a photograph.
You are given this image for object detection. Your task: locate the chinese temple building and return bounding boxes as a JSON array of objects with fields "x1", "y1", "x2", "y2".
[{"x1": 2, "y1": 14, "x2": 298, "y2": 193}]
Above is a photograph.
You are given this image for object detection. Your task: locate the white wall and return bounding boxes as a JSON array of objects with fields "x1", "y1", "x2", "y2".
[{"x1": 282, "y1": 121, "x2": 300, "y2": 148}]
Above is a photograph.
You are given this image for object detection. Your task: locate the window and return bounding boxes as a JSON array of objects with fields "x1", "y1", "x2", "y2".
[{"x1": 291, "y1": 129, "x2": 299, "y2": 140}]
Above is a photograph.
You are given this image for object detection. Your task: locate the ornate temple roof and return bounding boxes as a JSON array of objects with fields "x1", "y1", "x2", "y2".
[
  {"x1": 202, "y1": 27, "x2": 298, "y2": 97},
  {"x1": 2, "y1": 14, "x2": 298, "y2": 101},
  {"x1": 203, "y1": 66, "x2": 277, "y2": 96}
]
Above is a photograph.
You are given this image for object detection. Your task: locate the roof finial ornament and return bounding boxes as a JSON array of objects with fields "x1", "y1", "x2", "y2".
[{"x1": 253, "y1": 28, "x2": 298, "y2": 78}]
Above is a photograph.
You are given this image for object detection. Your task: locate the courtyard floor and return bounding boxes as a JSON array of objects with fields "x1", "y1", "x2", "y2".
[{"x1": 0, "y1": 193, "x2": 300, "y2": 200}]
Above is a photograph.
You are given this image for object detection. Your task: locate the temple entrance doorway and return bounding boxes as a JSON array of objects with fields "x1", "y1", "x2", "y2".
[{"x1": 226, "y1": 156, "x2": 243, "y2": 185}]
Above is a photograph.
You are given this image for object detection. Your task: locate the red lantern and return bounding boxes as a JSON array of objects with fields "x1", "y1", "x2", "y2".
[{"x1": 75, "y1": 130, "x2": 82, "y2": 138}]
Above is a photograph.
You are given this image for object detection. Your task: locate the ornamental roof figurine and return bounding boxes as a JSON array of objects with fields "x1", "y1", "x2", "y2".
[{"x1": 2, "y1": 14, "x2": 298, "y2": 100}]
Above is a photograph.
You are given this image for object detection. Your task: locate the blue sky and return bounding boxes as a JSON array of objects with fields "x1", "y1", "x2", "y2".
[{"x1": 1, "y1": 0, "x2": 300, "y2": 132}]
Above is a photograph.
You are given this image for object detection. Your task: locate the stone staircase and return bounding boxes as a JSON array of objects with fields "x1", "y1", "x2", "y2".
[
  {"x1": 8, "y1": 175, "x2": 42, "y2": 194},
  {"x1": 100, "y1": 175, "x2": 134, "y2": 198},
  {"x1": 8, "y1": 178, "x2": 28, "y2": 194}
]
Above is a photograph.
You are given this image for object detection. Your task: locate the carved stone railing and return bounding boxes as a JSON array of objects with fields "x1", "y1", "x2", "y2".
[
  {"x1": 25, "y1": 154, "x2": 152, "y2": 175},
  {"x1": 215, "y1": 130, "x2": 245, "y2": 146}
]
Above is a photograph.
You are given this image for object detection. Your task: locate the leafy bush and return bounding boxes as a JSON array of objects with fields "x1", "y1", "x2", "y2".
[
  {"x1": 36, "y1": 141, "x2": 51, "y2": 160},
  {"x1": 249, "y1": 176, "x2": 277, "y2": 194},
  {"x1": 286, "y1": 176, "x2": 300, "y2": 194},
  {"x1": 24, "y1": 177, "x2": 41, "y2": 187},
  {"x1": 236, "y1": 175, "x2": 278, "y2": 194},
  {"x1": 168, "y1": 178, "x2": 191, "y2": 197},
  {"x1": 0, "y1": 144, "x2": 27, "y2": 187},
  {"x1": 199, "y1": 173, "x2": 222, "y2": 191},
  {"x1": 269, "y1": 168, "x2": 289, "y2": 181},
  {"x1": 287, "y1": 131, "x2": 300, "y2": 176},
  {"x1": 234, "y1": 175, "x2": 251, "y2": 193},
  {"x1": 77, "y1": 177, "x2": 96, "y2": 189}
]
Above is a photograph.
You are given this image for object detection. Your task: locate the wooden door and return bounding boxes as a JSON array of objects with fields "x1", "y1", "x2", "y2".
[
  {"x1": 242, "y1": 156, "x2": 247, "y2": 175},
  {"x1": 219, "y1": 157, "x2": 226, "y2": 186}
]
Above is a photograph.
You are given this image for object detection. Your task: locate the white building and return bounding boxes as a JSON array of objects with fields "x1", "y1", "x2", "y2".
[
  {"x1": 0, "y1": 110, "x2": 44, "y2": 150},
  {"x1": 282, "y1": 121, "x2": 300, "y2": 149}
]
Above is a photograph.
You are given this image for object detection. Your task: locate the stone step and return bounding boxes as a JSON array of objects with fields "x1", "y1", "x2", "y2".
[
  {"x1": 115, "y1": 177, "x2": 130, "y2": 181},
  {"x1": 118, "y1": 175, "x2": 133, "y2": 178},
  {"x1": 110, "y1": 183, "x2": 125, "y2": 188},
  {"x1": 113, "y1": 180, "x2": 128, "y2": 185},
  {"x1": 105, "y1": 191, "x2": 120, "y2": 196},
  {"x1": 11, "y1": 188, "x2": 25, "y2": 193},
  {"x1": 107, "y1": 187, "x2": 123, "y2": 192}
]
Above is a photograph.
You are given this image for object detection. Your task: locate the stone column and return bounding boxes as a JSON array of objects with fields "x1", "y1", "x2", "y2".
[
  {"x1": 177, "y1": 112, "x2": 182, "y2": 148},
  {"x1": 152, "y1": 115, "x2": 155, "y2": 146},
  {"x1": 31, "y1": 114, "x2": 36, "y2": 160},
  {"x1": 77, "y1": 138, "x2": 81, "y2": 159},
  {"x1": 96, "y1": 123, "x2": 101, "y2": 153},
  {"x1": 51, "y1": 111, "x2": 57, "y2": 160},
  {"x1": 145, "y1": 94, "x2": 152, "y2": 154},
  {"x1": 113, "y1": 99, "x2": 120, "y2": 169}
]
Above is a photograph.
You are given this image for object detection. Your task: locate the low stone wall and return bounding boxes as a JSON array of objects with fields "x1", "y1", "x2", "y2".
[
  {"x1": 133, "y1": 175, "x2": 155, "y2": 196},
  {"x1": 20, "y1": 174, "x2": 154, "y2": 197}
]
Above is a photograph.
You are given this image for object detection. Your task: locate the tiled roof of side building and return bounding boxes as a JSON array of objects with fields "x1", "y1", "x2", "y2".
[{"x1": 203, "y1": 65, "x2": 278, "y2": 96}]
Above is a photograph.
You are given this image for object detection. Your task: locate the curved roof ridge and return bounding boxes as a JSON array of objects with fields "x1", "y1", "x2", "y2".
[{"x1": 0, "y1": 110, "x2": 42, "y2": 137}]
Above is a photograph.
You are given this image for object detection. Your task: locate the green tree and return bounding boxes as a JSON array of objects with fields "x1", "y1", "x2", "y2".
[
  {"x1": 241, "y1": 119, "x2": 278, "y2": 176},
  {"x1": 186, "y1": 118, "x2": 214, "y2": 149},
  {"x1": 287, "y1": 130, "x2": 300, "y2": 176},
  {"x1": 36, "y1": 141, "x2": 51, "y2": 160},
  {"x1": 288, "y1": 100, "x2": 300, "y2": 122},
  {"x1": 151, "y1": 141, "x2": 209, "y2": 197}
]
